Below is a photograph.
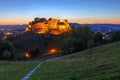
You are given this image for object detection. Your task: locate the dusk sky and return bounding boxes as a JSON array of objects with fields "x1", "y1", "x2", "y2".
[{"x1": 0, "y1": 0, "x2": 120, "y2": 25}]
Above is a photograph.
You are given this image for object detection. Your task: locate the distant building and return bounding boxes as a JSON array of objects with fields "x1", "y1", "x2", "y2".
[{"x1": 25, "y1": 18, "x2": 71, "y2": 35}]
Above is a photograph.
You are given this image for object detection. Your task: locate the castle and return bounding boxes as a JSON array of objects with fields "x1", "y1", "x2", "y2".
[{"x1": 25, "y1": 18, "x2": 71, "y2": 35}]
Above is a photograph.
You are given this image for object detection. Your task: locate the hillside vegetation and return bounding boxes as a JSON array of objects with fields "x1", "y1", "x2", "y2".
[{"x1": 29, "y1": 41, "x2": 120, "y2": 80}]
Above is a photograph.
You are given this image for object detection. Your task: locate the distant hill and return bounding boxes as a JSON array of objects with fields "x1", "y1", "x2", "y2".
[
  {"x1": 29, "y1": 41, "x2": 120, "y2": 80},
  {"x1": 70, "y1": 23, "x2": 120, "y2": 33},
  {"x1": 0, "y1": 25, "x2": 27, "y2": 30}
]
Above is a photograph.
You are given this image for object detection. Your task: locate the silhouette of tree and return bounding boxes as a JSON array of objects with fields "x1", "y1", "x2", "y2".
[
  {"x1": 0, "y1": 41, "x2": 13, "y2": 60},
  {"x1": 93, "y1": 32, "x2": 104, "y2": 46},
  {"x1": 111, "y1": 31, "x2": 120, "y2": 42},
  {"x1": 3, "y1": 50, "x2": 11, "y2": 63}
]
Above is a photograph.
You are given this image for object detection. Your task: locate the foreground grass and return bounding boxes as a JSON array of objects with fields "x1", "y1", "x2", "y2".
[
  {"x1": 29, "y1": 42, "x2": 120, "y2": 80},
  {"x1": 0, "y1": 61, "x2": 39, "y2": 80}
]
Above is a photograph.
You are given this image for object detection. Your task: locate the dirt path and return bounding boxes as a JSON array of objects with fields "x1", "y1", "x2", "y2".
[{"x1": 21, "y1": 61, "x2": 44, "y2": 80}]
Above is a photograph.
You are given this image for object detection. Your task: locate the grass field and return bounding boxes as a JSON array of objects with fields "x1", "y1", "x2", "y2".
[
  {"x1": 0, "y1": 61, "x2": 39, "y2": 80},
  {"x1": 29, "y1": 42, "x2": 120, "y2": 80}
]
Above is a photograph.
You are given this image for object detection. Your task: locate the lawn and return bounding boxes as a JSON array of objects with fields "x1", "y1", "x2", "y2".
[
  {"x1": 0, "y1": 61, "x2": 39, "y2": 80},
  {"x1": 29, "y1": 42, "x2": 120, "y2": 80}
]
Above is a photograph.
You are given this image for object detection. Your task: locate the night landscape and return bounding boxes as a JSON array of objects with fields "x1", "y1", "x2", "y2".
[{"x1": 0, "y1": 0, "x2": 120, "y2": 80}]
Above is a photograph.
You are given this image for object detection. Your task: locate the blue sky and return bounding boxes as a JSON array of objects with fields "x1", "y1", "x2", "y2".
[{"x1": 0, "y1": 0, "x2": 120, "y2": 24}]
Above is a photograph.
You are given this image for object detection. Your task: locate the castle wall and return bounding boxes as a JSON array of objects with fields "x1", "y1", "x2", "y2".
[{"x1": 25, "y1": 18, "x2": 71, "y2": 35}]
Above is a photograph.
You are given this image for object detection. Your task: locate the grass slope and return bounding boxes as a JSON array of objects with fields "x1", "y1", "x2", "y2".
[
  {"x1": 29, "y1": 41, "x2": 120, "y2": 80},
  {"x1": 0, "y1": 61, "x2": 39, "y2": 80}
]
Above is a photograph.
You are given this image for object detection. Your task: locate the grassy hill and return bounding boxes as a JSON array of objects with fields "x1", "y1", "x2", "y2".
[
  {"x1": 29, "y1": 41, "x2": 120, "y2": 80},
  {"x1": 0, "y1": 61, "x2": 39, "y2": 80}
]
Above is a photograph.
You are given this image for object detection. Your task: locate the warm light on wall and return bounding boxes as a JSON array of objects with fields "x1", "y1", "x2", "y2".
[
  {"x1": 48, "y1": 48, "x2": 58, "y2": 54},
  {"x1": 24, "y1": 52, "x2": 31, "y2": 58}
]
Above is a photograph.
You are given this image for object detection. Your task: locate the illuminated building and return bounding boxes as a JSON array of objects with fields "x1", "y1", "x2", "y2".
[{"x1": 25, "y1": 18, "x2": 71, "y2": 35}]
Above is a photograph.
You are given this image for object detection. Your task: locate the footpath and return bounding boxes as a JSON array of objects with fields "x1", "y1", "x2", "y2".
[{"x1": 21, "y1": 61, "x2": 44, "y2": 80}]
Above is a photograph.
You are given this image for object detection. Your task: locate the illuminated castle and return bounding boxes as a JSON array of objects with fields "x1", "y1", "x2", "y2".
[{"x1": 25, "y1": 18, "x2": 71, "y2": 35}]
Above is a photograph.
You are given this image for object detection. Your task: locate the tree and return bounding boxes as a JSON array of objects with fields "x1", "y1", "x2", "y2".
[
  {"x1": 93, "y1": 32, "x2": 104, "y2": 46},
  {"x1": 111, "y1": 31, "x2": 120, "y2": 42},
  {"x1": 29, "y1": 47, "x2": 40, "y2": 57},
  {"x1": 61, "y1": 37, "x2": 76, "y2": 54},
  {"x1": 0, "y1": 41, "x2": 13, "y2": 60},
  {"x1": 87, "y1": 39, "x2": 95, "y2": 49},
  {"x1": 71, "y1": 26, "x2": 94, "y2": 49},
  {"x1": 3, "y1": 50, "x2": 11, "y2": 63},
  {"x1": 61, "y1": 26, "x2": 95, "y2": 54},
  {"x1": 69, "y1": 46, "x2": 75, "y2": 54}
]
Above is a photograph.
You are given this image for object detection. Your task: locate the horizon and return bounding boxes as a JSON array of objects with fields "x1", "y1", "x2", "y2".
[
  {"x1": 0, "y1": 22, "x2": 120, "y2": 26},
  {"x1": 0, "y1": 21, "x2": 120, "y2": 26},
  {"x1": 0, "y1": 0, "x2": 120, "y2": 25}
]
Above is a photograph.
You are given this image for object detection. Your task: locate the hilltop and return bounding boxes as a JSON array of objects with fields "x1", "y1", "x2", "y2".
[{"x1": 29, "y1": 41, "x2": 120, "y2": 80}]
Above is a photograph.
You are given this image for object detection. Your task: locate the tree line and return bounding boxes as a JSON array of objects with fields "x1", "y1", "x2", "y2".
[{"x1": 0, "y1": 26, "x2": 120, "y2": 61}]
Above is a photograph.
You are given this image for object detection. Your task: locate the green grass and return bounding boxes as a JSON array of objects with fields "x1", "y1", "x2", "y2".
[
  {"x1": 0, "y1": 61, "x2": 39, "y2": 80},
  {"x1": 29, "y1": 41, "x2": 120, "y2": 80}
]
